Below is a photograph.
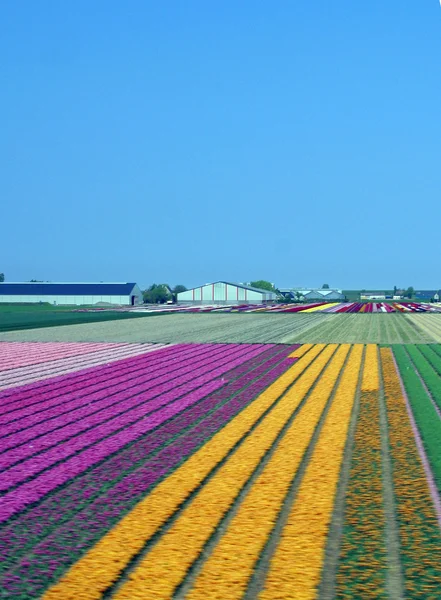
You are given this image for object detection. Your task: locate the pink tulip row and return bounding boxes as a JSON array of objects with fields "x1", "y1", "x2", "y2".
[
  {"x1": 0, "y1": 342, "x2": 123, "y2": 371},
  {"x1": 0, "y1": 344, "x2": 191, "y2": 414},
  {"x1": 0, "y1": 343, "x2": 267, "y2": 522},
  {"x1": 0, "y1": 344, "x2": 257, "y2": 465},
  {"x1": 0, "y1": 343, "x2": 164, "y2": 391}
]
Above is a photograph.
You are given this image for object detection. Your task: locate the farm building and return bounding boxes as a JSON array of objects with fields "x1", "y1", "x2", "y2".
[
  {"x1": 360, "y1": 292, "x2": 387, "y2": 300},
  {"x1": 415, "y1": 290, "x2": 441, "y2": 302},
  {"x1": 177, "y1": 281, "x2": 277, "y2": 305},
  {"x1": 279, "y1": 288, "x2": 345, "y2": 302},
  {"x1": 0, "y1": 282, "x2": 143, "y2": 306}
]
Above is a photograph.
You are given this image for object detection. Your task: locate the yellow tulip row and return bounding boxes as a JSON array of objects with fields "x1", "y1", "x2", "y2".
[
  {"x1": 260, "y1": 344, "x2": 363, "y2": 600},
  {"x1": 289, "y1": 343, "x2": 313, "y2": 358},
  {"x1": 302, "y1": 302, "x2": 340, "y2": 313},
  {"x1": 112, "y1": 344, "x2": 339, "y2": 599},
  {"x1": 43, "y1": 344, "x2": 326, "y2": 600},
  {"x1": 185, "y1": 344, "x2": 351, "y2": 599},
  {"x1": 361, "y1": 343, "x2": 379, "y2": 391},
  {"x1": 381, "y1": 348, "x2": 441, "y2": 596},
  {"x1": 336, "y1": 346, "x2": 387, "y2": 597}
]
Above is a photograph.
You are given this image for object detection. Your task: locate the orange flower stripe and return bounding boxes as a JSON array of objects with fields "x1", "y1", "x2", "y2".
[
  {"x1": 111, "y1": 345, "x2": 339, "y2": 599},
  {"x1": 260, "y1": 344, "x2": 362, "y2": 600},
  {"x1": 381, "y1": 348, "x2": 441, "y2": 597},
  {"x1": 185, "y1": 344, "x2": 351, "y2": 599},
  {"x1": 336, "y1": 346, "x2": 387, "y2": 598},
  {"x1": 43, "y1": 345, "x2": 328, "y2": 600}
]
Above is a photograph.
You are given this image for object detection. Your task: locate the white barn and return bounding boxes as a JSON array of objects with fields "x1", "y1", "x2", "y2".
[
  {"x1": 0, "y1": 282, "x2": 143, "y2": 306},
  {"x1": 177, "y1": 281, "x2": 277, "y2": 305}
]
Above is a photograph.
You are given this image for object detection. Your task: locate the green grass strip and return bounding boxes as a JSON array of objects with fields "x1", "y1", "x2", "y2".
[
  {"x1": 393, "y1": 346, "x2": 441, "y2": 491},
  {"x1": 417, "y1": 344, "x2": 441, "y2": 377},
  {"x1": 0, "y1": 310, "x2": 168, "y2": 332},
  {"x1": 407, "y1": 346, "x2": 441, "y2": 412}
]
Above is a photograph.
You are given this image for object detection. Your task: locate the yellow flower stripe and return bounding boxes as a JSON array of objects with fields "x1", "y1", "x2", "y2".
[
  {"x1": 362, "y1": 343, "x2": 379, "y2": 391},
  {"x1": 301, "y1": 302, "x2": 339, "y2": 313},
  {"x1": 112, "y1": 345, "x2": 339, "y2": 600},
  {"x1": 289, "y1": 344, "x2": 313, "y2": 358},
  {"x1": 260, "y1": 344, "x2": 362, "y2": 600},
  {"x1": 381, "y1": 348, "x2": 441, "y2": 597},
  {"x1": 185, "y1": 344, "x2": 351, "y2": 599},
  {"x1": 43, "y1": 344, "x2": 326, "y2": 600}
]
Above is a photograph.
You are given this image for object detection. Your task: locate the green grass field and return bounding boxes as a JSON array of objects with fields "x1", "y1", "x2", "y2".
[{"x1": 0, "y1": 304, "x2": 166, "y2": 332}]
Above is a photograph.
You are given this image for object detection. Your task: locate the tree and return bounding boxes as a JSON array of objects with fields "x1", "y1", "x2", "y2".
[
  {"x1": 0, "y1": 273, "x2": 4, "y2": 282},
  {"x1": 405, "y1": 286, "x2": 415, "y2": 299},
  {"x1": 172, "y1": 285, "x2": 187, "y2": 302},
  {"x1": 173, "y1": 285, "x2": 187, "y2": 295},
  {"x1": 322, "y1": 283, "x2": 330, "y2": 289},
  {"x1": 143, "y1": 284, "x2": 171, "y2": 304},
  {"x1": 249, "y1": 280, "x2": 276, "y2": 292}
]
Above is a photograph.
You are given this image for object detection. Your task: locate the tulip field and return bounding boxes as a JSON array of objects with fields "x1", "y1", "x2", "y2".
[
  {"x1": 164, "y1": 301, "x2": 441, "y2": 314},
  {"x1": 1, "y1": 339, "x2": 441, "y2": 599}
]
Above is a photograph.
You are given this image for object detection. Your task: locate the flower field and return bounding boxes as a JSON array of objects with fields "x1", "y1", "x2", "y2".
[
  {"x1": 1, "y1": 340, "x2": 441, "y2": 599},
  {"x1": 135, "y1": 301, "x2": 441, "y2": 314}
]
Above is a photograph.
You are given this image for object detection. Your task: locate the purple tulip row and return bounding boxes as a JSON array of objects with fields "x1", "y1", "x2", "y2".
[
  {"x1": 0, "y1": 345, "x2": 284, "y2": 558},
  {"x1": 0, "y1": 348, "x2": 297, "y2": 596},
  {"x1": 0, "y1": 343, "x2": 244, "y2": 441},
  {"x1": 0, "y1": 343, "x2": 193, "y2": 411},
  {"x1": 0, "y1": 344, "x2": 264, "y2": 474},
  {"x1": 0, "y1": 343, "x2": 223, "y2": 423},
  {"x1": 0, "y1": 345, "x2": 270, "y2": 521}
]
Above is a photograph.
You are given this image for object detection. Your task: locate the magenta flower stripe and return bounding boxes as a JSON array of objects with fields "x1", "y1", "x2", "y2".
[{"x1": 0, "y1": 344, "x2": 297, "y2": 597}]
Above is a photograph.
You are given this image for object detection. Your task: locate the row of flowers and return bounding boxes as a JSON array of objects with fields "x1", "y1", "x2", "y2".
[
  {"x1": 0, "y1": 343, "x2": 200, "y2": 414},
  {"x1": 94, "y1": 345, "x2": 337, "y2": 599},
  {"x1": 381, "y1": 348, "x2": 441, "y2": 597},
  {"x1": 0, "y1": 346, "x2": 265, "y2": 522},
  {"x1": 0, "y1": 344, "x2": 186, "y2": 418},
  {"x1": 1, "y1": 347, "x2": 296, "y2": 598},
  {"x1": 186, "y1": 345, "x2": 349, "y2": 599},
  {"x1": 0, "y1": 343, "x2": 161, "y2": 391},
  {"x1": 261, "y1": 344, "x2": 362, "y2": 599},
  {"x1": 159, "y1": 302, "x2": 441, "y2": 314},
  {"x1": 42, "y1": 345, "x2": 319, "y2": 599},
  {"x1": 0, "y1": 344, "x2": 258, "y2": 469},
  {"x1": 0, "y1": 341, "x2": 117, "y2": 371},
  {"x1": 336, "y1": 349, "x2": 388, "y2": 598}
]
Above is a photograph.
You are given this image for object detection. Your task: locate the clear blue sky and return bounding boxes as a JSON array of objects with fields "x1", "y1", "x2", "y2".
[{"x1": 1, "y1": 1, "x2": 440, "y2": 290}]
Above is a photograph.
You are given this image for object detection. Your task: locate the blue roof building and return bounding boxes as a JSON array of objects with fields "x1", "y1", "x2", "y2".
[{"x1": 0, "y1": 282, "x2": 143, "y2": 306}]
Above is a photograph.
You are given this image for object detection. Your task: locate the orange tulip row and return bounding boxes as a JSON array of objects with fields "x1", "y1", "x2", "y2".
[
  {"x1": 336, "y1": 347, "x2": 387, "y2": 598},
  {"x1": 381, "y1": 348, "x2": 441, "y2": 596}
]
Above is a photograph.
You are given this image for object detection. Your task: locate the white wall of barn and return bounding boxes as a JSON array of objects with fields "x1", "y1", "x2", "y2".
[{"x1": 0, "y1": 295, "x2": 135, "y2": 305}]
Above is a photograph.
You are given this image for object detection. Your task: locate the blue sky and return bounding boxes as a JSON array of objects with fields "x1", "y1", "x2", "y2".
[{"x1": 1, "y1": 1, "x2": 440, "y2": 289}]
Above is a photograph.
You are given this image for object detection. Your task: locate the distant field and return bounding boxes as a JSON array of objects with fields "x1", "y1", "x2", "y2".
[
  {"x1": 0, "y1": 305, "x2": 166, "y2": 333},
  {"x1": 1, "y1": 312, "x2": 441, "y2": 344}
]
